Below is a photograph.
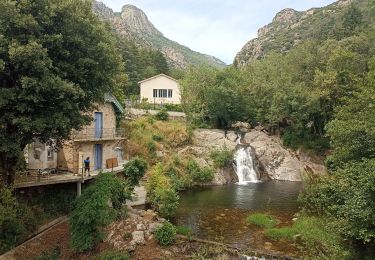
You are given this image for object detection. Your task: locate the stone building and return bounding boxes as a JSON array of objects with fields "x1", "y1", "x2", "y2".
[
  {"x1": 26, "y1": 140, "x2": 58, "y2": 170},
  {"x1": 139, "y1": 74, "x2": 181, "y2": 104},
  {"x1": 57, "y1": 94, "x2": 125, "y2": 173}
]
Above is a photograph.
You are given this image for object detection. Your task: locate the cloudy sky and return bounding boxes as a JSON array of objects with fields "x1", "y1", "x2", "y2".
[{"x1": 99, "y1": 0, "x2": 336, "y2": 64}]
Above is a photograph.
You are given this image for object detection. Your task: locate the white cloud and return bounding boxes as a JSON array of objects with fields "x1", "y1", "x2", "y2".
[{"x1": 99, "y1": 0, "x2": 337, "y2": 64}]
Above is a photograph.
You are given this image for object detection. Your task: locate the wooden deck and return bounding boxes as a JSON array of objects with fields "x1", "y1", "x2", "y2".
[{"x1": 14, "y1": 162, "x2": 127, "y2": 189}]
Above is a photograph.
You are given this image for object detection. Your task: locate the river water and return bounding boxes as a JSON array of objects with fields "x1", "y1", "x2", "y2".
[{"x1": 173, "y1": 181, "x2": 303, "y2": 250}]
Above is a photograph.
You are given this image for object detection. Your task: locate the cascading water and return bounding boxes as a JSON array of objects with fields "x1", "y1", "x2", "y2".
[{"x1": 233, "y1": 146, "x2": 261, "y2": 184}]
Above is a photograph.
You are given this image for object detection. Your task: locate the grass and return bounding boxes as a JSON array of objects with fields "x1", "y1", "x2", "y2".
[
  {"x1": 263, "y1": 216, "x2": 351, "y2": 259},
  {"x1": 124, "y1": 116, "x2": 190, "y2": 162},
  {"x1": 246, "y1": 213, "x2": 278, "y2": 228},
  {"x1": 264, "y1": 227, "x2": 297, "y2": 240},
  {"x1": 176, "y1": 226, "x2": 192, "y2": 236},
  {"x1": 96, "y1": 249, "x2": 129, "y2": 260}
]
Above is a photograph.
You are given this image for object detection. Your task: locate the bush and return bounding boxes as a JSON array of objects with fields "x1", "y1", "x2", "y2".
[
  {"x1": 152, "y1": 134, "x2": 163, "y2": 141},
  {"x1": 122, "y1": 158, "x2": 147, "y2": 188},
  {"x1": 70, "y1": 174, "x2": 131, "y2": 252},
  {"x1": 210, "y1": 148, "x2": 233, "y2": 168},
  {"x1": 246, "y1": 213, "x2": 278, "y2": 228},
  {"x1": 146, "y1": 163, "x2": 180, "y2": 217},
  {"x1": 299, "y1": 159, "x2": 375, "y2": 243},
  {"x1": 36, "y1": 247, "x2": 60, "y2": 260},
  {"x1": 163, "y1": 103, "x2": 183, "y2": 112},
  {"x1": 154, "y1": 221, "x2": 177, "y2": 246},
  {"x1": 0, "y1": 187, "x2": 37, "y2": 254},
  {"x1": 96, "y1": 249, "x2": 129, "y2": 260},
  {"x1": 187, "y1": 160, "x2": 214, "y2": 183},
  {"x1": 155, "y1": 109, "x2": 169, "y2": 121}
]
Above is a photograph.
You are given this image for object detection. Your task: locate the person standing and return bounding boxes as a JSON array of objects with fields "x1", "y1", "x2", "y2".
[{"x1": 84, "y1": 157, "x2": 90, "y2": 176}]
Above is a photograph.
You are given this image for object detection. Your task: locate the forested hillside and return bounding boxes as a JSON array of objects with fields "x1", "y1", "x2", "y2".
[
  {"x1": 235, "y1": 0, "x2": 373, "y2": 67},
  {"x1": 93, "y1": 1, "x2": 226, "y2": 69},
  {"x1": 181, "y1": 0, "x2": 375, "y2": 256}
]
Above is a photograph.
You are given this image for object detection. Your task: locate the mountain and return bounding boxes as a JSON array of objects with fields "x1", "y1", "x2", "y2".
[
  {"x1": 93, "y1": 1, "x2": 226, "y2": 69},
  {"x1": 234, "y1": 0, "x2": 372, "y2": 67}
]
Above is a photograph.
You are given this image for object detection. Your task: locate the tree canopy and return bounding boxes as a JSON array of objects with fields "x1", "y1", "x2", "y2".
[{"x1": 0, "y1": 0, "x2": 124, "y2": 185}]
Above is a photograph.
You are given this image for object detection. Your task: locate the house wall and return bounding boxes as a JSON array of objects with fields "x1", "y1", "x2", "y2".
[
  {"x1": 140, "y1": 76, "x2": 180, "y2": 104},
  {"x1": 27, "y1": 142, "x2": 57, "y2": 169},
  {"x1": 57, "y1": 102, "x2": 123, "y2": 173},
  {"x1": 75, "y1": 102, "x2": 117, "y2": 137},
  {"x1": 57, "y1": 141, "x2": 122, "y2": 173}
]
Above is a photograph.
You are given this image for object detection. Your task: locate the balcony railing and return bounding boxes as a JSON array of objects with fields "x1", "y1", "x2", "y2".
[{"x1": 72, "y1": 128, "x2": 124, "y2": 141}]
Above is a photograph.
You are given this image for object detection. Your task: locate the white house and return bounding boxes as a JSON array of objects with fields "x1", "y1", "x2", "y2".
[{"x1": 139, "y1": 74, "x2": 181, "y2": 104}]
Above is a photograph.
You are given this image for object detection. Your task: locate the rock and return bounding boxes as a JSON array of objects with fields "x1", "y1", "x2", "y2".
[
  {"x1": 158, "y1": 217, "x2": 166, "y2": 223},
  {"x1": 292, "y1": 217, "x2": 298, "y2": 222},
  {"x1": 243, "y1": 130, "x2": 326, "y2": 181},
  {"x1": 131, "y1": 231, "x2": 146, "y2": 245},
  {"x1": 143, "y1": 209, "x2": 157, "y2": 221},
  {"x1": 220, "y1": 213, "x2": 226, "y2": 217},
  {"x1": 148, "y1": 222, "x2": 163, "y2": 233},
  {"x1": 137, "y1": 223, "x2": 146, "y2": 231},
  {"x1": 264, "y1": 242, "x2": 273, "y2": 250}
]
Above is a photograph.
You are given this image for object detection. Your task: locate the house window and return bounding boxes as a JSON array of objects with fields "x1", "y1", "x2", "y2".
[
  {"x1": 158, "y1": 89, "x2": 163, "y2": 98},
  {"x1": 168, "y1": 89, "x2": 173, "y2": 98},
  {"x1": 153, "y1": 89, "x2": 157, "y2": 98},
  {"x1": 47, "y1": 147, "x2": 54, "y2": 161},
  {"x1": 162, "y1": 89, "x2": 167, "y2": 98}
]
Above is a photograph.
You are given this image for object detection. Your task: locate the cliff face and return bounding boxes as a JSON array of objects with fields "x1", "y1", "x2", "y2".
[
  {"x1": 234, "y1": 0, "x2": 357, "y2": 67},
  {"x1": 93, "y1": 1, "x2": 226, "y2": 69}
]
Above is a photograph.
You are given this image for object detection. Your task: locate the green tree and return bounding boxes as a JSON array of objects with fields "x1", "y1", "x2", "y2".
[{"x1": 0, "y1": 0, "x2": 123, "y2": 185}]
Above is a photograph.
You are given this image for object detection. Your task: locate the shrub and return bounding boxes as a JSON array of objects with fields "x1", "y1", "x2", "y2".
[
  {"x1": 152, "y1": 134, "x2": 163, "y2": 141},
  {"x1": 154, "y1": 187, "x2": 179, "y2": 217},
  {"x1": 155, "y1": 109, "x2": 169, "y2": 121},
  {"x1": 210, "y1": 148, "x2": 233, "y2": 168},
  {"x1": 187, "y1": 160, "x2": 214, "y2": 183},
  {"x1": 246, "y1": 213, "x2": 278, "y2": 228},
  {"x1": 299, "y1": 159, "x2": 375, "y2": 243},
  {"x1": 154, "y1": 221, "x2": 177, "y2": 246},
  {"x1": 146, "y1": 163, "x2": 180, "y2": 217},
  {"x1": 122, "y1": 158, "x2": 147, "y2": 188},
  {"x1": 163, "y1": 103, "x2": 183, "y2": 112},
  {"x1": 96, "y1": 249, "x2": 129, "y2": 260},
  {"x1": 36, "y1": 247, "x2": 60, "y2": 260},
  {"x1": 70, "y1": 174, "x2": 131, "y2": 252},
  {"x1": 0, "y1": 187, "x2": 37, "y2": 254}
]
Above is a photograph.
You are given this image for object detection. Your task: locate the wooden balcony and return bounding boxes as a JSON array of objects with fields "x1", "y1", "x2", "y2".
[{"x1": 72, "y1": 127, "x2": 125, "y2": 142}]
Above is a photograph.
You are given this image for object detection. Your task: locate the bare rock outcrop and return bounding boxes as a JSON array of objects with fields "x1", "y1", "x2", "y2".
[{"x1": 185, "y1": 129, "x2": 326, "y2": 183}]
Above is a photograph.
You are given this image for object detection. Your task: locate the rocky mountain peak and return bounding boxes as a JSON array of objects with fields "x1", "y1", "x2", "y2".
[
  {"x1": 120, "y1": 4, "x2": 162, "y2": 37},
  {"x1": 273, "y1": 8, "x2": 300, "y2": 24}
]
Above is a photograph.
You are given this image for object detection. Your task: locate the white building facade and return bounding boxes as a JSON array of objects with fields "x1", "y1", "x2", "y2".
[{"x1": 139, "y1": 74, "x2": 181, "y2": 104}]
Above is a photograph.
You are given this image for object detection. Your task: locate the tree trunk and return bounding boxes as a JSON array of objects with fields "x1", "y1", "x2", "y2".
[{"x1": 0, "y1": 152, "x2": 19, "y2": 187}]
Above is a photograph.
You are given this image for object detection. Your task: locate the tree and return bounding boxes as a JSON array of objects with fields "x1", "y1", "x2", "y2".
[{"x1": 0, "y1": 0, "x2": 124, "y2": 185}]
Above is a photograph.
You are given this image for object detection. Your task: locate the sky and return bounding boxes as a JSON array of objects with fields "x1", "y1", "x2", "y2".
[{"x1": 99, "y1": 0, "x2": 337, "y2": 64}]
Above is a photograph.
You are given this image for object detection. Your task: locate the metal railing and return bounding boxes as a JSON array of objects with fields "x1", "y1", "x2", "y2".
[{"x1": 72, "y1": 128, "x2": 124, "y2": 140}]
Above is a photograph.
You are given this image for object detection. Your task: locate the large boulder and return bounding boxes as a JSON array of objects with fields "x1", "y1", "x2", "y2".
[{"x1": 243, "y1": 130, "x2": 326, "y2": 181}]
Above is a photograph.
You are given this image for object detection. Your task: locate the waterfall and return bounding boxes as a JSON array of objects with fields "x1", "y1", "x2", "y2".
[{"x1": 233, "y1": 146, "x2": 261, "y2": 184}]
